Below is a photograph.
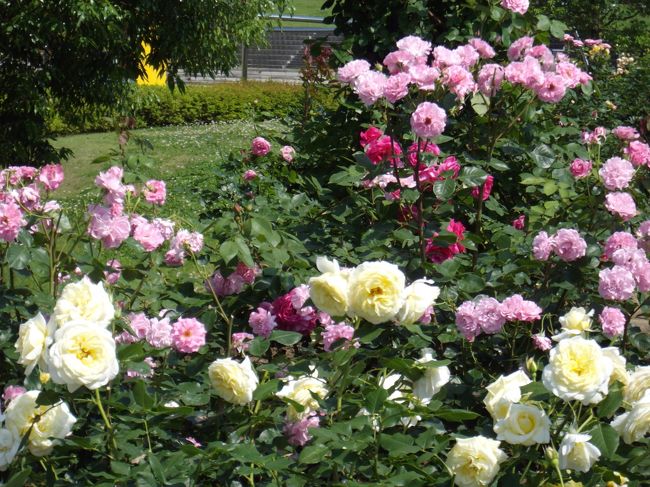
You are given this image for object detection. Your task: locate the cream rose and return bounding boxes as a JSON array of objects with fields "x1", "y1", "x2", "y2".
[
  {"x1": 494, "y1": 403, "x2": 550, "y2": 445},
  {"x1": 446, "y1": 436, "x2": 507, "y2": 487},
  {"x1": 15, "y1": 312, "x2": 55, "y2": 375},
  {"x1": 277, "y1": 372, "x2": 328, "y2": 420},
  {"x1": 412, "y1": 348, "x2": 450, "y2": 405},
  {"x1": 396, "y1": 279, "x2": 440, "y2": 325},
  {"x1": 309, "y1": 257, "x2": 349, "y2": 317},
  {"x1": 542, "y1": 336, "x2": 613, "y2": 405},
  {"x1": 52, "y1": 277, "x2": 115, "y2": 328},
  {"x1": 553, "y1": 307, "x2": 594, "y2": 341},
  {"x1": 483, "y1": 370, "x2": 531, "y2": 420},
  {"x1": 558, "y1": 432, "x2": 601, "y2": 473},
  {"x1": 208, "y1": 356, "x2": 259, "y2": 405},
  {"x1": 0, "y1": 428, "x2": 19, "y2": 471},
  {"x1": 47, "y1": 321, "x2": 119, "y2": 392},
  {"x1": 603, "y1": 347, "x2": 628, "y2": 386},
  {"x1": 4, "y1": 391, "x2": 76, "y2": 457},
  {"x1": 611, "y1": 391, "x2": 650, "y2": 444},
  {"x1": 347, "y1": 261, "x2": 405, "y2": 324},
  {"x1": 624, "y1": 365, "x2": 650, "y2": 404}
]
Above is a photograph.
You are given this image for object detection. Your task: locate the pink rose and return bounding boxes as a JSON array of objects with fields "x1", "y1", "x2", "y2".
[
  {"x1": 171, "y1": 317, "x2": 207, "y2": 353},
  {"x1": 359, "y1": 126, "x2": 383, "y2": 148},
  {"x1": 143, "y1": 180, "x2": 166, "y2": 205},
  {"x1": 599, "y1": 307, "x2": 626, "y2": 337},
  {"x1": 603, "y1": 232, "x2": 638, "y2": 260},
  {"x1": 0, "y1": 200, "x2": 26, "y2": 242},
  {"x1": 104, "y1": 259, "x2": 122, "y2": 285},
  {"x1": 353, "y1": 71, "x2": 388, "y2": 106},
  {"x1": 599, "y1": 157, "x2": 635, "y2": 190},
  {"x1": 536, "y1": 74, "x2": 567, "y2": 103},
  {"x1": 442, "y1": 65, "x2": 477, "y2": 100},
  {"x1": 383, "y1": 72, "x2": 411, "y2": 104},
  {"x1": 249, "y1": 305, "x2": 276, "y2": 338},
  {"x1": 532, "y1": 334, "x2": 552, "y2": 351},
  {"x1": 570, "y1": 158, "x2": 593, "y2": 179},
  {"x1": 624, "y1": 141, "x2": 650, "y2": 166},
  {"x1": 251, "y1": 137, "x2": 271, "y2": 156},
  {"x1": 410, "y1": 101, "x2": 447, "y2": 139},
  {"x1": 477, "y1": 64, "x2": 505, "y2": 96},
  {"x1": 471, "y1": 175, "x2": 494, "y2": 201},
  {"x1": 612, "y1": 126, "x2": 639, "y2": 141},
  {"x1": 133, "y1": 222, "x2": 165, "y2": 252},
  {"x1": 501, "y1": 0, "x2": 529, "y2": 14},
  {"x1": 553, "y1": 228, "x2": 587, "y2": 262},
  {"x1": 243, "y1": 169, "x2": 258, "y2": 181},
  {"x1": 599, "y1": 266, "x2": 636, "y2": 301},
  {"x1": 321, "y1": 322, "x2": 358, "y2": 351},
  {"x1": 396, "y1": 35, "x2": 432, "y2": 59},
  {"x1": 605, "y1": 192, "x2": 637, "y2": 221},
  {"x1": 469, "y1": 38, "x2": 496, "y2": 59},
  {"x1": 38, "y1": 164, "x2": 64, "y2": 191},
  {"x1": 500, "y1": 294, "x2": 542, "y2": 321},
  {"x1": 337, "y1": 59, "x2": 370, "y2": 84},
  {"x1": 512, "y1": 215, "x2": 525, "y2": 230},
  {"x1": 281, "y1": 146, "x2": 295, "y2": 163}
]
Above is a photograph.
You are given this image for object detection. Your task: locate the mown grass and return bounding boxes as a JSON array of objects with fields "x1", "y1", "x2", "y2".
[{"x1": 51, "y1": 120, "x2": 286, "y2": 198}]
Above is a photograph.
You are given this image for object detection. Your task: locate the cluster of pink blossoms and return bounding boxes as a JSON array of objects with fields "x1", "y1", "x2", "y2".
[
  {"x1": 320, "y1": 317, "x2": 358, "y2": 352},
  {"x1": 456, "y1": 294, "x2": 542, "y2": 341},
  {"x1": 532, "y1": 228, "x2": 587, "y2": 262},
  {"x1": 0, "y1": 163, "x2": 64, "y2": 242},
  {"x1": 249, "y1": 137, "x2": 295, "y2": 163},
  {"x1": 563, "y1": 34, "x2": 611, "y2": 51},
  {"x1": 116, "y1": 312, "x2": 207, "y2": 354},
  {"x1": 283, "y1": 412, "x2": 321, "y2": 446},
  {"x1": 249, "y1": 285, "x2": 327, "y2": 338},
  {"x1": 88, "y1": 166, "x2": 201, "y2": 264},
  {"x1": 205, "y1": 262, "x2": 260, "y2": 297},
  {"x1": 599, "y1": 226, "x2": 650, "y2": 301}
]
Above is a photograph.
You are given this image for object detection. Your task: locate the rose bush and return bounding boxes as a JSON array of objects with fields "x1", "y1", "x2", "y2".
[{"x1": 0, "y1": 1, "x2": 649, "y2": 485}]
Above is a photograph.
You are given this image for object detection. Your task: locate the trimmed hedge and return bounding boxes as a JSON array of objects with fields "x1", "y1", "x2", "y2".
[{"x1": 48, "y1": 81, "x2": 306, "y2": 134}]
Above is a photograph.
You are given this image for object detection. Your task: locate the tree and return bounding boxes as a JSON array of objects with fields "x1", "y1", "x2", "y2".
[{"x1": 0, "y1": 0, "x2": 287, "y2": 166}]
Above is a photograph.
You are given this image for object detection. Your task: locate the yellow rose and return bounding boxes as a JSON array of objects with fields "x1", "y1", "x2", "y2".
[
  {"x1": 347, "y1": 261, "x2": 405, "y2": 324},
  {"x1": 52, "y1": 277, "x2": 115, "y2": 328},
  {"x1": 309, "y1": 257, "x2": 349, "y2": 317},
  {"x1": 558, "y1": 433, "x2": 601, "y2": 473},
  {"x1": 611, "y1": 391, "x2": 650, "y2": 444},
  {"x1": 208, "y1": 356, "x2": 258, "y2": 405},
  {"x1": 603, "y1": 347, "x2": 628, "y2": 386},
  {"x1": 624, "y1": 365, "x2": 650, "y2": 404},
  {"x1": 46, "y1": 320, "x2": 119, "y2": 392},
  {"x1": 446, "y1": 436, "x2": 507, "y2": 487},
  {"x1": 542, "y1": 337, "x2": 613, "y2": 405},
  {"x1": 277, "y1": 373, "x2": 328, "y2": 420},
  {"x1": 396, "y1": 279, "x2": 440, "y2": 325},
  {"x1": 494, "y1": 403, "x2": 550, "y2": 446},
  {"x1": 4, "y1": 391, "x2": 76, "y2": 457},
  {"x1": 483, "y1": 370, "x2": 531, "y2": 420},
  {"x1": 552, "y1": 307, "x2": 594, "y2": 341},
  {"x1": 15, "y1": 312, "x2": 55, "y2": 375}
]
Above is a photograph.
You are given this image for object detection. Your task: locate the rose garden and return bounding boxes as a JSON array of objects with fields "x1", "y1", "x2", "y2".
[{"x1": 0, "y1": 0, "x2": 649, "y2": 486}]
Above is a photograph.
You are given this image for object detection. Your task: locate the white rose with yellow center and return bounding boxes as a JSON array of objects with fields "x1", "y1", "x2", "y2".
[
  {"x1": 558, "y1": 432, "x2": 601, "y2": 473},
  {"x1": 446, "y1": 436, "x2": 507, "y2": 487},
  {"x1": 0, "y1": 428, "x2": 19, "y2": 471},
  {"x1": 52, "y1": 277, "x2": 115, "y2": 328},
  {"x1": 396, "y1": 279, "x2": 440, "y2": 325},
  {"x1": 494, "y1": 403, "x2": 550, "y2": 445},
  {"x1": 483, "y1": 370, "x2": 531, "y2": 420},
  {"x1": 208, "y1": 356, "x2": 259, "y2": 405},
  {"x1": 603, "y1": 347, "x2": 628, "y2": 386},
  {"x1": 413, "y1": 348, "x2": 450, "y2": 405},
  {"x1": 277, "y1": 373, "x2": 328, "y2": 420},
  {"x1": 4, "y1": 391, "x2": 76, "y2": 457},
  {"x1": 347, "y1": 261, "x2": 405, "y2": 324},
  {"x1": 542, "y1": 336, "x2": 613, "y2": 405},
  {"x1": 309, "y1": 257, "x2": 349, "y2": 317},
  {"x1": 611, "y1": 390, "x2": 650, "y2": 444},
  {"x1": 624, "y1": 365, "x2": 650, "y2": 404},
  {"x1": 15, "y1": 312, "x2": 55, "y2": 375},
  {"x1": 47, "y1": 321, "x2": 119, "y2": 392},
  {"x1": 552, "y1": 307, "x2": 594, "y2": 341}
]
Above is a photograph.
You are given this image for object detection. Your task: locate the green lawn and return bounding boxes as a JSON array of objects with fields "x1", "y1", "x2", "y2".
[
  {"x1": 290, "y1": 0, "x2": 330, "y2": 17},
  {"x1": 52, "y1": 120, "x2": 286, "y2": 197}
]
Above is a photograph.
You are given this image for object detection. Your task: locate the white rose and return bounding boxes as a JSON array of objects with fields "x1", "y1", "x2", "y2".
[
  {"x1": 380, "y1": 373, "x2": 419, "y2": 427},
  {"x1": 4, "y1": 391, "x2": 76, "y2": 457},
  {"x1": 603, "y1": 347, "x2": 628, "y2": 386},
  {"x1": 611, "y1": 390, "x2": 650, "y2": 444},
  {"x1": 413, "y1": 348, "x2": 450, "y2": 405},
  {"x1": 494, "y1": 403, "x2": 550, "y2": 445},
  {"x1": 446, "y1": 436, "x2": 507, "y2": 487},
  {"x1": 542, "y1": 336, "x2": 613, "y2": 405},
  {"x1": 208, "y1": 356, "x2": 259, "y2": 406},
  {"x1": 47, "y1": 321, "x2": 119, "y2": 392},
  {"x1": 552, "y1": 307, "x2": 594, "y2": 341},
  {"x1": 483, "y1": 370, "x2": 531, "y2": 420},
  {"x1": 15, "y1": 313, "x2": 55, "y2": 375},
  {"x1": 277, "y1": 372, "x2": 328, "y2": 420},
  {"x1": 52, "y1": 277, "x2": 115, "y2": 328},
  {"x1": 624, "y1": 365, "x2": 650, "y2": 404},
  {"x1": 396, "y1": 279, "x2": 440, "y2": 325},
  {"x1": 558, "y1": 432, "x2": 601, "y2": 473},
  {"x1": 309, "y1": 257, "x2": 349, "y2": 317},
  {"x1": 347, "y1": 261, "x2": 405, "y2": 324},
  {"x1": 0, "y1": 428, "x2": 19, "y2": 471}
]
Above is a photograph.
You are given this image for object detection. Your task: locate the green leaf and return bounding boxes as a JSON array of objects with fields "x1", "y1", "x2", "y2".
[
  {"x1": 5, "y1": 469, "x2": 33, "y2": 487},
  {"x1": 536, "y1": 15, "x2": 551, "y2": 31},
  {"x1": 597, "y1": 382, "x2": 624, "y2": 418},
  {"x1": 5, "y1": 244, "x2": 30, "y2": 270},
  {"x1": 460, "y1": 166, "x2": 488, "y2": 187},
  {"x1": 270, "y1": 330, "x2": 303, "y2": 346},
  {"x1": 132, "y1": 380, "x2": 154, "y2": 410},
  {"x1": 458, "y1": 274, "x2": 485, "y2": 293},
  {"x1": 549, "y1": 20, "x2": 567, "y2": 38},
  {"x1": 433, "y1": 409, "x2": 480, "y2": 421},
  {"x1": 117, "y1": 342, "x2": 144, "y2": 361},
  {"x1": 364, "y1": 387, "x2": 389, "y2": 414},
  {"x1": 35, "y1": 390, "x2": 60, "y2": 406},
  {"x1": 353, "y1": 152, "x2": 375, "y2": 170},
  {"x1": 299, "y1": 444, "x2": 330, "y2": 464},
  {"x1": 219, "y1": 240, "x2": 239, "y2": 264},
  {"x1": 253, "y1": 379, "x2": 281, "y2": 400},
  {"x1": 248, "y1": 337, "x2": 270, "y2": 356},
  {"x1": 470, "y1": 92, "x2": 490, "y2": 116},
  {"x1": 589, "y1": 423, "x2": 619, "y2": 459},
  {"x1": 433, "y1": 179, "x2": 456, "y2": 200},
  {"x1": 530, "y1": 144, "x2": 555, "y2": 168},
  {"x1": 379, "y1": 433, "x2": 420, "y2": 457}
]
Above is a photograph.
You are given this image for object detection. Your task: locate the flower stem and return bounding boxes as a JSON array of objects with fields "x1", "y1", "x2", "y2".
[{"x1": 94, "y1": 388, "x2": 117, "y2": 454}]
